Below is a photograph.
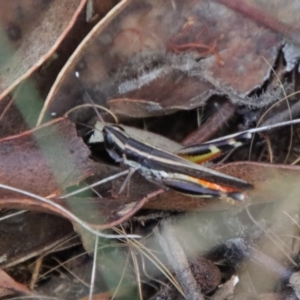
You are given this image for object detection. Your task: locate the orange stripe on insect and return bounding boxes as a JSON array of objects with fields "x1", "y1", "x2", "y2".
[{"x1": 194, "y1": 178, "x2": 238, "y2": 193}]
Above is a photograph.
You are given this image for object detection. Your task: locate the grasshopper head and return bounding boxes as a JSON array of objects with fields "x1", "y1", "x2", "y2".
[{"x1": 102, "y1": 125, "x2": 128, "y2": 163}]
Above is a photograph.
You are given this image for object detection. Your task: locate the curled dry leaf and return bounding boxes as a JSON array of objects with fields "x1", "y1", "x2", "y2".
[
  {"x1": 0, "y1": 0, "x2": 86, "y2": 99},
  {"x1": 41, "y1": 0, "x2": 283, "y2": 120},
  {"x1": 0, "y1": 117, "x2": 97, "y2": 198}
]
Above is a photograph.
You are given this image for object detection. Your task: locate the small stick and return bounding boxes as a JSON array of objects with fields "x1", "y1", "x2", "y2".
[
  {"x1": 156, "y1": 220, "x2": 204, "y2": 300},
  {"x1": 182, "y1": 100, "x2": 236, "y2": 146}
]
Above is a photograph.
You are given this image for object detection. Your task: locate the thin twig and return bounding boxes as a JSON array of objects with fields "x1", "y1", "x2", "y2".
[{"x1": 89, "y1": 233, "x2": 99, "y2": 300}]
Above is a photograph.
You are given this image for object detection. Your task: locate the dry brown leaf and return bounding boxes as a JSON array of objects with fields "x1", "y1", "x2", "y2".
[
  {"x1": 0, "y1": 212, "x2": 75, "y2": 268},
  {"x1": 0, "y1": 117, "x2": 97, "y2": 198},
  {"x1": 215, "y1": 0, "x2": 300, "y2": 46},
  {"x1": 40, "y1": 0, "x2": 284, "y2": 120},
  {"x1": 0, "y1": 0, "x2": 86, "y2": 99}
]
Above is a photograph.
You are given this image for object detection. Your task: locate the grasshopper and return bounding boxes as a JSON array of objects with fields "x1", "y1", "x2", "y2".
[{"x1": 102, "y1": 125, "x2": 252, "y2": 201}]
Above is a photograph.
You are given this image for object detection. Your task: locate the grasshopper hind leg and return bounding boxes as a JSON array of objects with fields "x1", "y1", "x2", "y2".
[
  {"x1": 177, "y1": 132, "x2": 252, "y2": 164},
  {"x1": 162, "y1": 177, "x2": 245, "y2": 202}
]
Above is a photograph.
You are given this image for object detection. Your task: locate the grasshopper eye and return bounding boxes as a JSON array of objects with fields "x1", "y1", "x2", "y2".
[{"x1": 103, "y1": 128, "x2": 116, "y2": 150}]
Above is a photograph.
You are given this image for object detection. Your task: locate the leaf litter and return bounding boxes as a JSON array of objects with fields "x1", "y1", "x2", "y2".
[{"x1": 2, "y1": 0, "x2": 300, "y2": 299}]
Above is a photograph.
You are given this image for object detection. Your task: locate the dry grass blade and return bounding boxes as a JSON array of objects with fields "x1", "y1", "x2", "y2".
[
  {"x1": 246, "y1": 207, "x2": 297, "y2": 267},
  {"x1": 33, "y1": 242, "x2": 122, "y2": 288},
  {"x1": 207, "y1": 117, "x2": 300, "y2": 145},
  {"x1": 88, "y1": 234, "x2": 99, "y2": 299},
  {"x1": 0, "y1": 210, "x2": 27, "y2": 222},
  {"x1": 263, "y1": 56, "x2": 292, "y2": 164},
  {"x1": 130, "y1": 249, "x2": 143, "y2": 300},
  {"x1": 283, "y1": 211, "x2": 300, "y2": 229},
  {"x1": 248, "y1": 57, "x2": 294, "y2": 161},
  {"x1": 113, "y1": 227, "x2": 184, "y2": 297},
  {"x1": 111, "y1": 251, "x2": 130, "y2": 300},
  {"x1": 52, "y1": 257, "x2": 90, "y2": 288},
  {"x1": 64, "y1": 103, "x2": 119, "y2": 124},
  {"x1": 60, "y1": 170, "x2": 129, "y2": 199}
]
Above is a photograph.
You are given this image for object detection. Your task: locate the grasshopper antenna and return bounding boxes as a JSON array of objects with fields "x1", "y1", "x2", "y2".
[
  {"x1": 82, "y1": 90, "x2": 105, "y2": 124},
  {"x1": 75, "y1": 70, "x2": 105, "y2": 123},
  {"x1": 68, "y1": 71, "x2": 118, "y2": 124}
]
